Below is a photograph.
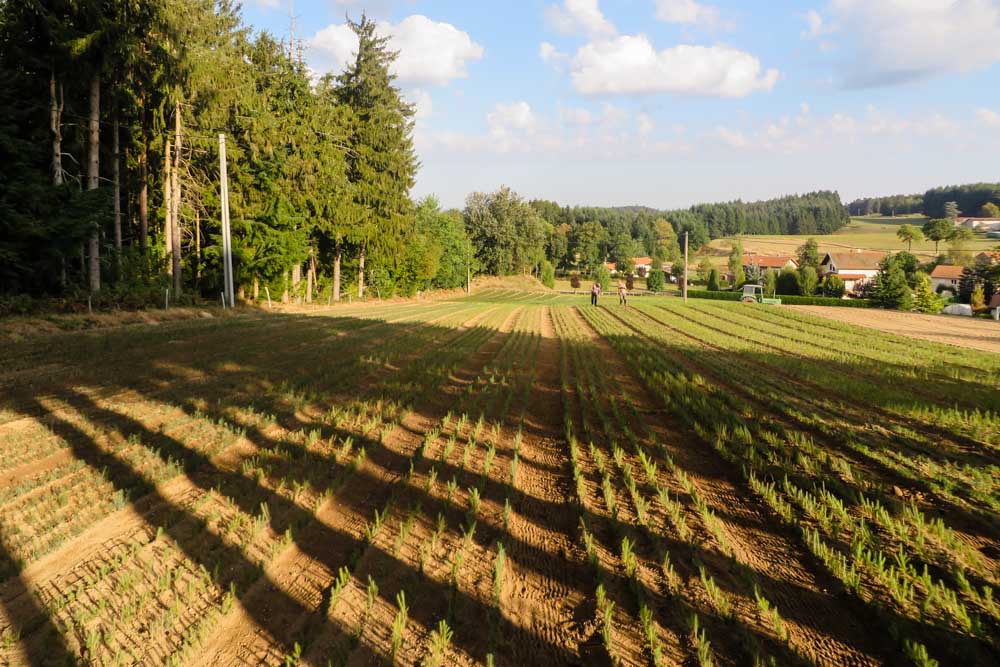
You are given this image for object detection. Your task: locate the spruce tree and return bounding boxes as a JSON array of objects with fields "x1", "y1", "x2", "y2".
[
  {"x1": 912, "y1": 273, "x2": 942, "y2": 313},
  {"x1": 336, "y1": 14, "x2": 418, "y2": 298}
]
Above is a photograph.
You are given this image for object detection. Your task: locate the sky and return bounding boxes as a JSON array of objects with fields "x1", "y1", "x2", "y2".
[{"x1": 242, "y1": 0, "x2": 1000, "y2": 210}]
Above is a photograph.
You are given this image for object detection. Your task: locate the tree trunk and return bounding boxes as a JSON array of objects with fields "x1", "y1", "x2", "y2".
[
  {"x1": 87, "y1": 74, "x2": 100, "y2": 292},
  {"x1": 306, "y1": 251, "x2": 315, "y2": 304},
  {"x1": 253, "y1": 278, "x2": 259, "y2": 301},
  {"x1": 49, "y1": 72, "x2": 63, "y2": 187},
  {"x1": 292, "y1": 263, "x2": 302, "y2": 304},
  {"x1": 282, "y1": 271, "x2": 289, "y2": 303},
  {"x1": 333, "y1": 241, "x2": 342, "y2": 301},
  {"x1": 164, "y1": 138, "x2": 172, "y2": 276},
  {"x1": 194, "y1": 209, "x2": 201, "y2": 286},
  {"x1": 112, "y1": 111, "x2": 122, "y2": 275},
  {"x1": 138, "y1": 127, "x2": 148, "y2": 253},
  {"x1": 171, "y1": 100, "x2": 182, "y2": 294},
  {"x1": 358, "y1": 246, "x2": 366, "y2": 299}
]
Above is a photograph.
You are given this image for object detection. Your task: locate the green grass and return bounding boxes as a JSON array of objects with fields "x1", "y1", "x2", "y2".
[{"x1": 708, "y1": 216, "x2": 997, "y2": 264}]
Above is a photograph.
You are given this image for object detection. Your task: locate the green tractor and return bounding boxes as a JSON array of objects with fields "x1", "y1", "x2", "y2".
[{"x1": 741, "y1": 284, "x2": 782, "y2": 305}]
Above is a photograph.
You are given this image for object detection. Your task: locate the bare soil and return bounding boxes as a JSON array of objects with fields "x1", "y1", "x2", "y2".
[{"x1": 791, "y1": 306, "x2": 1000, "y2": 354}]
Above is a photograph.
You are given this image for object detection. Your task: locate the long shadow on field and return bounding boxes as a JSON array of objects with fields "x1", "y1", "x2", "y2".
[
  {"x1": 0, "y1": 542, "x2": 74, "y2": 666},
  {"x1": 2, "y1": 307, "x2": 998, "y2": 666}
]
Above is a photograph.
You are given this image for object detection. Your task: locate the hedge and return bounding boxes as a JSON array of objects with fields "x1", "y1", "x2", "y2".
[{"x1": 685, "y1": 290, "x2": 872, "y2": 308}]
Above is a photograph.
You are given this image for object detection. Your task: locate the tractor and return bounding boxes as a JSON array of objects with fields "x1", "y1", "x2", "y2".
[{"x1": 741, "y1": 283, "x2": 782, "y2": 305}]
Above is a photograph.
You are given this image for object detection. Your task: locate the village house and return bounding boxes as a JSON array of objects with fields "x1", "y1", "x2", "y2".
[
  {"x1": 956, "y1": 217, "x2": 1000, "y2": 232},
  {"x1": 930, "y1": 264, "x2": 965, "y2": 294},
  {"x1": 974, "y1": 251, "x2": 1000, "y2": 265},
  {"x1": 742, "y1": 254, "x2": 798, "y2": 274},
  {"x1": 820, "y1": 250, "x2": 885, "y2": 293},
  {"x1": 607, "y1": 256, "x2": 655, "y2": 276}
]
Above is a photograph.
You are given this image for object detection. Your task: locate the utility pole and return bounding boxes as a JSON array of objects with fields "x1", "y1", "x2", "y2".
[
  {"x1": 683, "y1": 231, "x2": 689, "y2": 304},
  {"x1": 219, "y1": 134, "x2": 235, "y2": 308}
]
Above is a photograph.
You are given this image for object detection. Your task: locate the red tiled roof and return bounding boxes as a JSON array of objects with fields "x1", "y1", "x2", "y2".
[
  {"x1": 822, "y1": 252, "x2": 885, "y2": 271},
  {"x1": 931, "y1": 265, "x2": 965, "y2": 279},
  {"x1": 633, "y1": 256, "x2": 653, "y2": 265},
  {"x1": 743, "y1": 255, "x2": 795, "y2": 268},
  {"x1": 834, "y1": 273, "x2": 869, "y2": 281}
]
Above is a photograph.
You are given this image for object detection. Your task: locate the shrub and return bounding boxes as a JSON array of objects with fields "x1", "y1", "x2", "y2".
[
  {"x1": 707, "y1": 269, "x2": 720, "y2": 291},
  {"x1": 776, "y1": 268, "x2": 800, "y2": 296},
  {"x1": 569, "y1": 274, "x2": 581, "y2": 289},
  {"x1": 762, "y1": 269, "x2": 778, "y2": 297},
  {"x1": 625, "y1": 274, "x2": 635, "y2": 290},
  {"x1": 821, "y1": 274, "x2": 846, "y2": 298},
  {"x1": 594, "y1": 266, "x2": 611, "y2": 291},
  {"x1": 799, "y1": 266, "x2": 819, "y2": 296},
  {"x1": 540, "y1": 261, "x2": 555, "y2": 289},
  {"x1": 913, "y1": 273, "x2": 943, "y2": 313},
  {"x1": 646, "y1": 268, "x2": 665, "y2": 292}
]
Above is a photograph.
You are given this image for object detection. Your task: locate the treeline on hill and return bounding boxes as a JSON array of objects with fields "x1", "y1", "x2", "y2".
[
  {"x1": 530, "y1": 191, "x2": 849, "y2": 274},
  {"x1": 847, "y1": 183, "x2": 1000, "y2": 218},
  {"x1": 0, "y1": 1, "x2": 468, "y2": 308}
]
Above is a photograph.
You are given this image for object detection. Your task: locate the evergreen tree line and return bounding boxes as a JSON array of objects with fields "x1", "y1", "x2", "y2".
[
  {"x1": 847, "y1": 183, "x2": 1000, "y2": 219},
  {"x1": 0, "y1": 1, "x2": 468, "y2": 307},
  {"x1": 529, "y1": 191, "x2": 850, "y2": 275}
]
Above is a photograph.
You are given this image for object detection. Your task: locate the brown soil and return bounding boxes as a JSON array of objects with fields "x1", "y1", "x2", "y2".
[{"x1": 790, "y1": 306, "x2": 1000, "y2": 354}]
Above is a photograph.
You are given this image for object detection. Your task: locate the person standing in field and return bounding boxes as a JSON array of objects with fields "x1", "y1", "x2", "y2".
[
  {"x1": 618, "y1": 283, "x2": 627, "y2": 306},
  {"x1": 591, "y1": 282, "x2": 601, "y2": 306}
]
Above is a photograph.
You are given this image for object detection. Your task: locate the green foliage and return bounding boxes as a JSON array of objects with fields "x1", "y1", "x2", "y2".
[
  {"x1": 540, "y1": 260, "x2": 555, "y2": 289},
  {"x1": 799, "y1": 266, "x2": 819, "y2": 296},
  {"x1": 646, "y1": 258, "x2": 665, "y2": 292},
  {"x1": 464, "y1": 186, "x2": 549, "y2": 276},
  {"x1": 872, "y1": 254, "x2": 914, "y2": 310},
  {"x1": 980, "y1": 202, "x2": 1000, "y2": 218},
  {"x1": 593, "y1": 265, "x2": 611, "y2": 291},
  {"x1": 923, "y1": 219, "x2": 954, "y2": 253},
  {"x1": 762, "y1": 268, "x2": 778, "y2": 297},
  {"x1": 821, "y1": 274, "x2": 846, "y2": 298},
  {"x1": 896, "y1": 224, "x2": 923, "y2": 251},
  {"x1": 796, "y1": 238, "x2": 821, "y2": 271},
  {"x1": 696, "y1": 257, "x2": 713, "y2": 284},
  {"x1": 912, "y1": 273, "x2": 943, "y2": 314},
  {"x1": 776, "y1": 268, "x2": 800, "y2": 296},
  {"x1": 707, "y1": 268, "x2": 720, "y2": 291}
]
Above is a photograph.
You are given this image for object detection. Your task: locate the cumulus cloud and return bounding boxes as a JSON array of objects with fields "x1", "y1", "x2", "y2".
[
  {"x1": 560, "y1": 106, "x2": 594, "y2": 125},
  {"x1": 540, "y1": 41, "x2": 569, "y2": 64},
  {"x1": 800, "y1": 9, "x2": 829, "y2": 38},
  {"x1": 545, "y1": 0, "x2": 617, "y2": 37},
  {"x1": 309, "y1": 15, "x2": 483, "y2": 85},
  {"x1": 637, "y1": 112, "x2": 656, "y2": 135},
  {"x1": 569, "y1": 36, "x2": 779, "y2": 97},
  {"x1": 818, "y1": 0, "x2": 1000, "y2": 86},
  {"x1": 407, "y1": 89, "x2": 433, "y2": 119},
  {"x1": 975, "y1": 107, "x2": 1000, "y2": 127},
  {"x1": 653, "y1": 0, "x2": 721, "y2": 28},
  {"x1": 250, "y1": 0, "x2": 281, "y2": 8}
]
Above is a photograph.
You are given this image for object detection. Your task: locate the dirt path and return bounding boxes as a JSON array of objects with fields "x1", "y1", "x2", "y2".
[{"x1": 790, "y1": 306, "x2": 1000, "y2": 354}]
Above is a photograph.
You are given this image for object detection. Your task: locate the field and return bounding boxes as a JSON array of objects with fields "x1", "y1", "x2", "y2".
[
  {"x1": 1, "y1": 290, "x2": 999, "y2": 667},
  {"x1": 706, "y1": 216, "x2": 997, "y2": 264}
]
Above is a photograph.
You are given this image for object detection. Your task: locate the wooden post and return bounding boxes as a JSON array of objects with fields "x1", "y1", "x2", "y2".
[{"x1": 683, "y1": 231, "x2": 689, "y2": 304}]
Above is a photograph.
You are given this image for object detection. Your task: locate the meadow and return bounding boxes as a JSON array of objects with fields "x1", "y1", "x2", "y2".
[
  {"x1": 0, "y1": 289, "x2": 998, "y2": 667},
  {"x1": 706, "y1": 216, "x2": 997, "y2": 264}
]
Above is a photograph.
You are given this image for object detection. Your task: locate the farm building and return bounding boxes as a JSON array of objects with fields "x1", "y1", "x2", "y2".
[
  {"x1": 607, "y1": 256, "x2": 655, "y2": 276},
  {"x1": 930, "y1": 264, "x2": 965, "y2": 294},
  {"x1": 820, "y1": 250, "x2": 885, "y2": 293},
  {"x1": 742, "y1": 254, "x2": 798, "y2": 273},
  {"x1": 975, "y1": 251, "x2": 1000, "y2": 265},
  {"x1": 956, "y1": 217, "x2": 1000, "y2": 232}
]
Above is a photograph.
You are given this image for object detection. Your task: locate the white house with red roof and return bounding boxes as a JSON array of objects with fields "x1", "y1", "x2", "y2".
[
  {"x1": 607, "y1": 256, "x2": 655, "y2": 276},
  {"x1": 742, "y1": 254, "x2": 798, "y2": 273},
  {"x1": 956, "y1": 218, "x2": 1000, "y2": 232},
  {"x1": 930, "y1": 264, "x2": 965, "y2": 294},
  {"x1": 820, "y1": 250, "x2": 885, "y2": 293}
]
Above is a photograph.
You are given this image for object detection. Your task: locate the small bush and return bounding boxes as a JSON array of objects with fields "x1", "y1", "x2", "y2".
[
  {"x1": 540, "y1": 261, "x2": 555, "y2": 289},
  {"x1": 569, "y1": 274, "x2": 581, "y2": 289},
  {"x1": 625, "y1": 274, "x2": 635, "y2": 290}
]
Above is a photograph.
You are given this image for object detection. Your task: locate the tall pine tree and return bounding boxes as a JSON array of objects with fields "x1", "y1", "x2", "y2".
[{"x1": 336, "y1": 14, "x2": 417, "y2": 298}]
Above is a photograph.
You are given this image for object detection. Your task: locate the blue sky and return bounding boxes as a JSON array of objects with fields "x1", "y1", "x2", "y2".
[{"x1": 244, "y1": 0, "x2": 1000, "y2": 209}]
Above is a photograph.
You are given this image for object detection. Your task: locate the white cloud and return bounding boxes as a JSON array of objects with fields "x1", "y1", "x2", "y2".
[
  {"x1": 488, "y1": 102, "x2": 537, "y2": 133},
  {"x1": 545, "y1": 0, "x2": 617, "y2": 37},
  {"x1": 714, "y1": 125, "x2": 748, "y2": 148},
  {"x1": 251, "y1": 0, "x2": 281, "y2": 8},
  {"x1": 654, "y1": 0, "x2": 721, "y2": 28},
  {"x1": 309, "y1": 15, "x2": 484, "y2": 86},
  {"x1": 823, "y1": 0, "x2": 1000, "y2": 86},
  {"x1": 540, "y1": 41, "x2": 568, "y2": 64},
  {"x1": 570, "y1": 36, "x2": 779, "y2": 97},
  {"x1": 800, "y1": 9, "x2": 829, "y2": 39},
  {"x1": 560, "y1": 106, "x2": 594, "y2": 125},
  {"x1": 637, "y1": 112, "x2": 656, "y2": 135},
  {"x1": 407, "y1": 89, "x2": 433, "y2": 119},
  {"x1": 976, "y1": 107, "x2": 1000, "y2": 127}
]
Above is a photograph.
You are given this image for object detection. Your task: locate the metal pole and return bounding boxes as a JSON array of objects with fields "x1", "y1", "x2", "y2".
[
  {"x1": 219, "y1": 134, "x2": 235, "y2": 308},
  {"x1": 683, "y1": 231, "x2": 689, "y2": 304}
]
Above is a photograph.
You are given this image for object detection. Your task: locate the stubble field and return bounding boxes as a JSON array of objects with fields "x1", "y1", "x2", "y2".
[{"x1": 1, "y1": 290, "x2": 998, "y2": 667}]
